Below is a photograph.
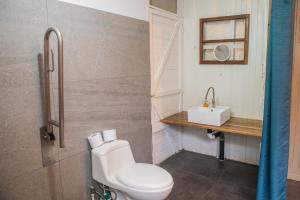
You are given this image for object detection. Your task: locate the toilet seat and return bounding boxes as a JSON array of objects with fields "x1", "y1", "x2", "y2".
[{"x1": 116, "y1": 163, "x2": 173, "y2": 191}]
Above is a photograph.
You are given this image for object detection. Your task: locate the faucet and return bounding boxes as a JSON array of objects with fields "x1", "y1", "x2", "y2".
[{"x1": 204, "y1": 87, "x2": 216, "y2": 108}]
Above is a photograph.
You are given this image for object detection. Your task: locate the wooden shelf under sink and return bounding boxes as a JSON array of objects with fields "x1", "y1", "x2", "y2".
[{"x1": 160, "y1": 111, "x2": 262, "y2": 138}]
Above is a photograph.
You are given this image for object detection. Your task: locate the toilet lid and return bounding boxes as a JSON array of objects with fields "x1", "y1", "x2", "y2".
[{"x1": 116, "y1": 163, "x2": 173, "y2": 191}]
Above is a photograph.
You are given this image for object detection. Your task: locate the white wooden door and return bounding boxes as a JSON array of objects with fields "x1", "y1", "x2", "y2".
[{"x1": 149, "y1": 6, "x2": 183, "y2": 164}]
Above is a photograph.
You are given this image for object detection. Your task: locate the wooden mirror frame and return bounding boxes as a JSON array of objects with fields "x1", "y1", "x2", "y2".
[{"x1": 199, "y1": 14, "x2": 250, "y2": 65}]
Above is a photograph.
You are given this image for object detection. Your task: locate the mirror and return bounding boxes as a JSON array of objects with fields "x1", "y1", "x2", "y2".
[
  {"x1": 214, "y1": 44, "x2": 230, "y2": 61},
  {"x1": 199, "y1": 14, "x2": 250, "y2": 64}
]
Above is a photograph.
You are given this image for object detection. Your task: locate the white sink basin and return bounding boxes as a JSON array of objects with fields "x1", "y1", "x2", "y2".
[{"x1": 187, "y1": 106, "x2": 231, "y2": 126}]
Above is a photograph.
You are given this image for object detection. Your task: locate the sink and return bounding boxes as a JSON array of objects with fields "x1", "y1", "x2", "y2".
[{"x1": 187, "y1": 106, "x2": 231, "y2": 126}]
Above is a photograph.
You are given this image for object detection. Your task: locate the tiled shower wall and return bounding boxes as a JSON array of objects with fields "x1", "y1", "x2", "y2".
[{"x1": 0, "y1": 0, "x2": 151, "y2": 199}]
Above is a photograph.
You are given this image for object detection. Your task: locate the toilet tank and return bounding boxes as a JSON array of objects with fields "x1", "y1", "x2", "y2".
[{"x1": 92, "y1": 140, "x2": 135, "y2": 185}]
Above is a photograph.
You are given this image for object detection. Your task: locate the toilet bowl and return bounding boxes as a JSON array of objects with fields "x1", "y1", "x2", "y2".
[{"x1": 91, "y1": 140, "x2": 173, "y2": 200}]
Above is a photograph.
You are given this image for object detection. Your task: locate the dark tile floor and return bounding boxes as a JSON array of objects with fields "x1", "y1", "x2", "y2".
[
  {"x1": 160, "y1": 151, "x2": 300, "y2": 200},
  {"x1": 288, "y1": 180, "x2": 300, "y2": 200}
]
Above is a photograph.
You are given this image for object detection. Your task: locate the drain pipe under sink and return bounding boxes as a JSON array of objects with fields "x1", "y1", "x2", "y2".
[{"x1": 207, "y1": 129, "x2": 225, "y2": 162}]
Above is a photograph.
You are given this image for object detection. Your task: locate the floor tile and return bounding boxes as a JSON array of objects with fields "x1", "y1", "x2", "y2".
[
  {"x1": 287, "y1": 180, "x2": 300, "y2": 200},
  {"x1": 161, "y1": 151, "x2": 300, "y2": 200}
]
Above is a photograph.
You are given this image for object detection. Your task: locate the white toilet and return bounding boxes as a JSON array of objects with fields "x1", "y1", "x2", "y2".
[{"x1": 91, "y1": 140, "x2": 174, "y2": 200}]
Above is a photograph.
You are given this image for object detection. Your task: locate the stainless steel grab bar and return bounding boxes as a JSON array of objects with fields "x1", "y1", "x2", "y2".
[{"x1": 44, "y1": 27, "x2": 64, "y2": 148}]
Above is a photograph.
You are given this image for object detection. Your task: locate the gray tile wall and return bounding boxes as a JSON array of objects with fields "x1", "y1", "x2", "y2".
[
  {"x1": 0, "y1": 0, "x2": 152, "y2": 199},
  {"x1": 150, "y1": 0, "x2": 177, "y2": 13}
]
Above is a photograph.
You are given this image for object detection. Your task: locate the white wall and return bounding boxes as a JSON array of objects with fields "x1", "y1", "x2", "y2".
[
  {"x1": 59, "y1": 0, "x2": 149, "y2": 21},
  {"x1": 178, "y1": 0, "x2": 269, "y2": 165}
]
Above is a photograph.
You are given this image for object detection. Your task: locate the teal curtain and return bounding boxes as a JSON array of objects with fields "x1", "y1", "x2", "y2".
[{"x1": 257, "y1": 0, "x2": 295, "y2": 199}]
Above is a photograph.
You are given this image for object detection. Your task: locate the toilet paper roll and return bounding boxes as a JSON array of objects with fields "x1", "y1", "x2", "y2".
[
  {"x1": 88, "y1": 132, "x2": 104, "y2": 149},
  {"x1": 102, "y1": 129, "x2": 117, "y2": 142}
]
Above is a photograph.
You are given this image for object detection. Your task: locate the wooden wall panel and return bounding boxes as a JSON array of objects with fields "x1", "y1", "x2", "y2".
[{"x1": 288, "y1": 0, "x2": 300, "y2": 182}]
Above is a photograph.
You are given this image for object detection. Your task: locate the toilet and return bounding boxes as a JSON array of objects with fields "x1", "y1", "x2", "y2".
[{"x1": 91, "y1": 140, "x2": 174, "y2": 200}]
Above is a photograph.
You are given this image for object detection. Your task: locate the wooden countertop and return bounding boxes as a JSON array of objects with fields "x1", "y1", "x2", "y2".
[{"x1": 161, "y1": 111, "x2": 262, "y2": 138}]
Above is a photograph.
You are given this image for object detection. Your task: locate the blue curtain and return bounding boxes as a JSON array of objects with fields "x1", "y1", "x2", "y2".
[{"x1": 257, "y1": 0, "x2": 295, "y2": 200}]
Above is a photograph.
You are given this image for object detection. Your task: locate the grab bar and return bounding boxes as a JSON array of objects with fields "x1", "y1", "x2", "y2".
[{"x1": 44, "y1": 27, "x2": 64, "y2": 148}]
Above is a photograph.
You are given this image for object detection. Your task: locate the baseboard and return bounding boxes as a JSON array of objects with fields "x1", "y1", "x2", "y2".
[{"x1": 288, "y1": 173, "x2": 300, "y2": 182}]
